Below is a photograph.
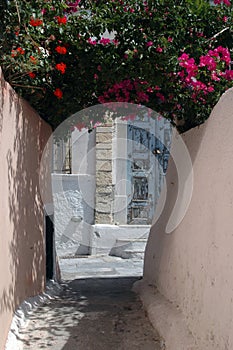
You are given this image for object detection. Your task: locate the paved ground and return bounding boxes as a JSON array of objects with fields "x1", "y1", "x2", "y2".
[
  {"x1": 59, "y1": 255, "x2": 144, "y2": 280},
  {"x1": 18, "y1": 256, "x2": 164, "y2": 350}
]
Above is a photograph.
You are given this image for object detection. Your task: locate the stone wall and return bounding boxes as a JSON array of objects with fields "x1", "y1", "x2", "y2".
[
  {"x1": 0, "y1": 68, "x2": 52, "y2": 350},
  {"x1": 95, "y1": 124, "x2": 114, "y2": 224},
  {"x1": 138, "y1": 88, "x2": 233, "y2": 350}
]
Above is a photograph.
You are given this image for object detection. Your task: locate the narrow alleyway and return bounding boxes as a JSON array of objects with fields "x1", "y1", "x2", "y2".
[{"x1": 18, "y1": 275, "x2": 163, "y2": 350}]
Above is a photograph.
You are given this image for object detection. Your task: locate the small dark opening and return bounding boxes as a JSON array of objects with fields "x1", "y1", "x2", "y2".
[{"x1": 45, "y1": 215, "x2": 54, "y2": 280}]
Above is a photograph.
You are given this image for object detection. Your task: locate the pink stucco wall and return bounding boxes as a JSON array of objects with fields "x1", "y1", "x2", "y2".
[
  {"x1": 0, "y1": 69, "x2": 52, "y2": 350},
  {"x1": 142, "y1": 88, "x2": 233, "y2": 349}
]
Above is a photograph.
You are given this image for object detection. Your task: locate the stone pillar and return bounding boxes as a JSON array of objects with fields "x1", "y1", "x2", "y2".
[
  {"x1": 95, "y1": 124, "x2": 113, "y2": 224},
  {"x1": 112, "y1": 119, "x2": 128, "y2": 224}
]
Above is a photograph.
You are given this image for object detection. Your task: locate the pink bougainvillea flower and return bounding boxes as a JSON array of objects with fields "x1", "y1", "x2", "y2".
[
  {"x1": 75, "y1": 122, "x2": 86, "y2": 131},
  {"x1": 146, "y1": 41, "x2": 154, "y2": 47},
  {"x1": 156, "y1": 92, "x2": 166, "y2": 102},
  {"x1": 147, "y1": 87, "x2": 154, "y2": 93},
  {"x1": 214, "y1": 0, "x2": 231, "y2": 5},
  {"x1": 223, "y1": 70, "x2": 233, "y2": 80},
  {"x1": 66, "y1": 1, "x2": 81, "y2": 13},
  {"x1": 156, "y1": 46, "x2": 163, "y2": 53},
  {"x1": 99, "y1": 37, "x2": 111, "y2": 45},
  {"x1": 88, "y1": 38, "x2": 97, "y2": 45},
  {"x1": 55, "y1": 46, "x2": 67, "y2": 54},
  {"x1": 112, "y1": 39, "x2": 120, "y2": 46},
  {"x1": 55, "y1": 62, "x2": 67, "y2": 74},
  {"x1": 136, "y1": 91, "x2": 149, "y2": 103},
  {"x1": 54, "y1": 88, "x2": 63, "y2": 99},
  {"x1": 29, "y1": 18, "x2": 43, "y2": 26},
  {"x1": 199, "y1": 55, "x2": 217, "y2": 71},
  {"x1": 57, "y1": 16, "x2": 67, "y2": 25},
  {"x1": 178, "y1": 53, "x2": 190, "y2": 61}
]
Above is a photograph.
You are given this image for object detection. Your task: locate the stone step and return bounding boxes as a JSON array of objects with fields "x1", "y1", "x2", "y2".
[
  {"x1": 120, "y1": 250, "x2": 145, "y2": 259},
  {"x1": 110, "y1": 238, "x2": 148, "y2": 259},
  {"x1": 115, "y1": 238, "x2": 148, "y2": 243}
]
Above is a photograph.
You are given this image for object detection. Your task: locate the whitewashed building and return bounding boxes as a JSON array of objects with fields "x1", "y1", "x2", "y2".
[{"x1": 52, "y1": 115, "x2": 172, "y2": 258}]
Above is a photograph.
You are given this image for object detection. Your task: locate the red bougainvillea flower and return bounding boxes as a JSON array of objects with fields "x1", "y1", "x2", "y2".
[
  {"x1": 30, "y1": 56, "x2": 37, "y2": 64},
  {"x1": 11, "y1": 47, "x2": 25, "y2": 57},
  {"x1": 55, "y1": 46, "x2": 67, "y2": 54},
  {"x1": 54, "y1": 88, "x2": 63, "y2": 99},
  {"x1": 11, "y1": 50, "x2": 17, "y2": 57},
  {"x1": 16, "y1": 47, "x2": 25, "y2": 54},
  {"x1": 57, "y1": 16, "x2": 67, "y2": 24},
  {"x1": 29, "y1": 18, "x2": 43, "y2": 26},
  {"x1": 28, "y1": 72, "x2": 36, "y2": 78},
  {"x1": 55, "y1": 62, "x2": 67, "y2": 74}
]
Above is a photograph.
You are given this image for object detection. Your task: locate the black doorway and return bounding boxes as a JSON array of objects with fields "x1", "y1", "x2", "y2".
[{"x1": 45, "y1": 215, "x2": 54, "y2": 280}]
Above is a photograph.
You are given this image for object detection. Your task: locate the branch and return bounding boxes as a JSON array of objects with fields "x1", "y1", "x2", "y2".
[
  {"x1": 14, "y1": 0, "x2": 21, "y2": 25},
  {"x1": 206, "y1": 27, "x2": 230, "y2": 42},
  {"x1": 10, "y1": 83, "x2": 44, "y2": 90}
]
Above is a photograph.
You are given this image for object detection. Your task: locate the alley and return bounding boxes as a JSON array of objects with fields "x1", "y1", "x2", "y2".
[{"x1": 19, "y1": 275, "x2": 163, "y2": 350}]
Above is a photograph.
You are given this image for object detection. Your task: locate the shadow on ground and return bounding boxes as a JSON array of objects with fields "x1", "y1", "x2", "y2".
[{"x1": 19, "y1": 277, "x2": 163, "y2": 350}]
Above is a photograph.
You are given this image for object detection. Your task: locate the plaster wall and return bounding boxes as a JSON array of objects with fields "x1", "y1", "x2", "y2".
[
  {"x1": 142, "y1": 88, "x2": 233, "y2": 349},
  {"x1": 0, "y1": 69, "x2": 52, "y2": 350},
  {"x1": 71, "y1": 128, "x2": 96, "y2": 175},
  {"x1": 52, "y1": 174, "x2": 95, "y2": 257}
]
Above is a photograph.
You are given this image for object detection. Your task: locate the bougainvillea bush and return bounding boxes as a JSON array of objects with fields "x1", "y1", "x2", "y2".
[{"x1": 0, "y1": 0, "x2": 233, "y2": 131}]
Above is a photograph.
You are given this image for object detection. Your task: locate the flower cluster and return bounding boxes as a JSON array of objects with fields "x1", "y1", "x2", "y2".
[
  {"x1": 214, "y1": 0, "x2": 231, "y2": 5},
  {"x1": 177, "y1": 46, "x2": 233, "y2": 101},
  {"x1": 1, "y1": 0, "x2": 233, "y2": 131},
  {"x1": 29, "y1": 18, "x2": 43, "y2": 26},
  {"x1": 57, "y1": 16, "x2": 67, "y2": 25},
  {"x1": 55, "y1": 46, "x2": 67, "y2": 54},
  {"x1": 98, "y1": 79, "x2": 155, "y2": 104},
  {"x1": 66, "y1": 0, "x2": 81, "y2": 13},
  {"x1": 55, "y1": 62, "x2": 67, "y2": 74},
  {"x1": 88, "y1": 37, "x2": 119, "y2": 46}
]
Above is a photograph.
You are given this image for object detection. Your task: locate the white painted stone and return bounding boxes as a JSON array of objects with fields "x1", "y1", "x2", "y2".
[
  {"x1": 5, "y1": 281, "x2": 62, "y2": 350},
  {"x1": 113, "y1": 195, "x2": 128, "y2": 224},
  {"x1": 71, "y1": 128, "x2": 96, "y2": 175},
  {"x1": 52, "y1": 174, "x2": 96, "y2": 257},
  {"x1": 89, "y1": 224, "x2": 150, "y2": 255}
]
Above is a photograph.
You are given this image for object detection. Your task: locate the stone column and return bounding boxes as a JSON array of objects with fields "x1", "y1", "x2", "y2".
[{"x1": 95, "y1": 124, "x2": 113, "y2": 224}]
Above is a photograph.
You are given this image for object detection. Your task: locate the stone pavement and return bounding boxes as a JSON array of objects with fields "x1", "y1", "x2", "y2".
[
  {"x1": 18, "y1": 256, "x2": 164, "y2": 350},
  {"x1": 59, "y1": 255, "x2": 144, "y2": 280}
]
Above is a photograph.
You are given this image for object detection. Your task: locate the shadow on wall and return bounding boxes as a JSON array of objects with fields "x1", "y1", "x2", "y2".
[{"x1": 0, "y1": 70, "x2": 52, "y2": 349}]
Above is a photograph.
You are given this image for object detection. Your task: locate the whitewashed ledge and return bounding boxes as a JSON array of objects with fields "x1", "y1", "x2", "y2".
[
  {"x1": 5, "y1": 281, "x2": 62, "y2": 350},
  {"x1": 133, "y1": 280, "x2": 197, "y2": 350}
]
